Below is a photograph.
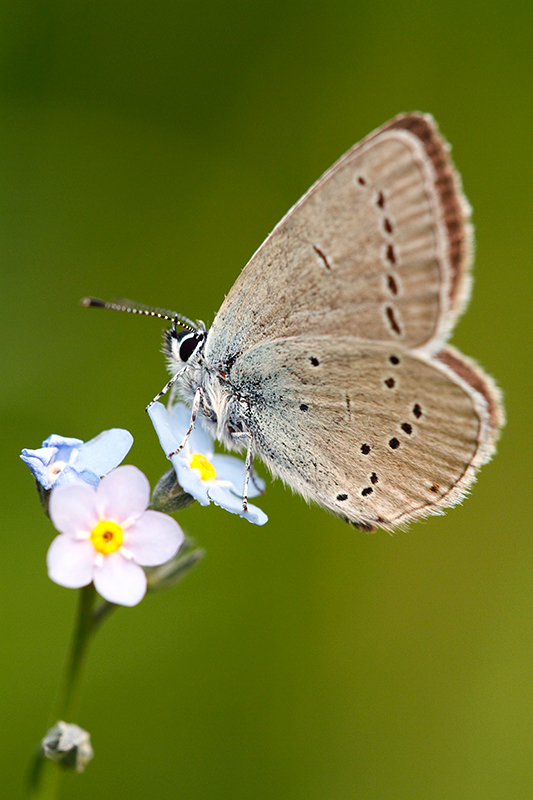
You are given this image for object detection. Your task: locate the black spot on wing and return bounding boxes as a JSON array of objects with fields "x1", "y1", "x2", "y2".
[
  {"x1": 386, "y1": 306, "x2": 401, "y2": 335},
  {"x1": 387, "y1": 274, "x2": 399, "y2": 295}
]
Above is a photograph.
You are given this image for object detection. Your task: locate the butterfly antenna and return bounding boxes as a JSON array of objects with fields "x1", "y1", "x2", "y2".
[{"x1": 81, "y1": 297, "x2": 197, "y2": 331}]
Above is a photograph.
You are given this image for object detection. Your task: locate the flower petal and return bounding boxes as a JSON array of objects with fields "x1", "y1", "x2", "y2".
[
  {"x1": 148, "y1": 402, "x2": 180, "y2": 454},
  {"x1": 172, "y1": 457, "x2": 210, "y2": 505},
  {"x1": 170, "y1": 404, "x2": 213, "y2": 456},
  {"x1": 47, "y1": 535, "x2": 96, "y2": 588},
  {"x1": 49, "y1": 482, "x2": 99, "y2": 535},
  {"x1": 20, "y1": 447, "x2": 57, "y2": 488},
  {"x1": 168, "y1": 402, "x2": 195, "y2": 435},
  {"x1": 76, "y1": 429, "x2": 134, "y2": 476},
  {"x1": 238, "y1": 503, "x2": 269, "y2": 526},
  {"x1": 207, "y1": 484, "x2": 268, "y2": 525},
  {"x1": 149, "y1": 402, "x2": 215, "y2": 459},
  {"x1": 42, "y1": 435, "x2": 84, "y2": 449},
  {"x1": 93, "y1": 552, "x2": 147, "y2": 606},
  {"x1": 21, "y1": 446, "x2": 57, "y2": 467},
  {"x1": 210, "y1": 454, "x2": 266, "y2": 498},
  {"x1": 206, "y1": 484, "x2": 242, "y2": 512},
  {"x1": 96, "y1": 465, "x2": 150, "y2": 523},
  {"x1": 53, "y1": 465, "x2": 100, "y2": 489},
  {"x1": 125, "y1": 510, "x2": 184, "y2": 566}
]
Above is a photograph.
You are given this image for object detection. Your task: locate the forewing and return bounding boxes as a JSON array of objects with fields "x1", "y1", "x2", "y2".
[
  {"x1": 232, "y1": 337, "x2": 501, "y2": 530},
  {"x1": 207, "y1": 113, "x2": 472, "y2": 366}
]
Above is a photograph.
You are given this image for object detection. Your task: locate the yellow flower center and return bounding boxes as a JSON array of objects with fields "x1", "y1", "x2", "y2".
[
  {"x1": 90, "y1": 520, "x2": 124, "y2": 555},
  {"x1": 189, "y1": 453, "x2": 216, "y2": 482}
]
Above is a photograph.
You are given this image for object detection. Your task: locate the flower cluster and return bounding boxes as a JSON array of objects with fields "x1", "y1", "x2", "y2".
[
  {"x1": 22, "y1": 402, "x2": 267, "y2": 607},
  {"x1": 22, "y1": 328, "x2": 268, "y2": 786}
]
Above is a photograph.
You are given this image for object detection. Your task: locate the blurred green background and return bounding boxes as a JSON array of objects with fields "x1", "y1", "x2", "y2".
[{"x1": 2, "y1": 1, "x2": 532, "y2": 797}]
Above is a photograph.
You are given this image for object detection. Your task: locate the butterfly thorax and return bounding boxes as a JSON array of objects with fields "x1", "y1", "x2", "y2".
[{"x1": 164, "y1": 325, "x2": 249, "y2": 453}]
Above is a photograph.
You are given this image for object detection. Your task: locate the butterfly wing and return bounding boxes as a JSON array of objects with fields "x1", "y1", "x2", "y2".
[
  {"x1": 197, "y1": 112, "x2": 503, "y2": 529},
  {"x1": 230, "y1": 336, "x2": 502, "y2": 530},
  {"x1": 206, "y1": 113, "x2": 472, "y2": 368}
]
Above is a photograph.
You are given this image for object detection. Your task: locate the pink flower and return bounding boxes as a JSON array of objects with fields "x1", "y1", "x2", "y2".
[{"x1": 47, "y1": 465, "x2": 184, "y2": 606}]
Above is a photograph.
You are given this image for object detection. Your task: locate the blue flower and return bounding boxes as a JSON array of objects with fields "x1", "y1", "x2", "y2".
[
  {"x1": 20, "y1": 429, "x2": 134, "y2": 490},
  {"x1": 148, "y1": 402, "x2": 268, "y2": 526}
]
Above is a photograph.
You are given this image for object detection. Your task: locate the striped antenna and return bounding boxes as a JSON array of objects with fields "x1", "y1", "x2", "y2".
[{"x1": 81, "y1": 297, "x2": 197, "y2": 331}]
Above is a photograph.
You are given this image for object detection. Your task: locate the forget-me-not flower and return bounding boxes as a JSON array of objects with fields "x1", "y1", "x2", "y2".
[
  {"x1": 148, "y1": 402, "x2": 267, "y2": 526},
  {"x1": 21, "y1": 429, "x2": 133, "y2": 489},
  {"x1": 47, "y1": 465, "x2": 184, "y2": 606}
]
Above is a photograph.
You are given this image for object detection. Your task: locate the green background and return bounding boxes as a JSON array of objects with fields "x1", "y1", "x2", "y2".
[{"x1": 2, "y1": 1, "x2": 532, "y2": 797}]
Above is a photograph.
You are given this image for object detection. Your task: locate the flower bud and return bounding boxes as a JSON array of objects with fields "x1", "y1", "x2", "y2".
[
  {"x1": 42, "y1": 721, "x2": 94, "y2": 772},
  {"x1": 146, "y1": 537, "x2": 205, "y2": 592},
  {"x1": 150, "y1": 467, "x2": 196, "y2": 512}
]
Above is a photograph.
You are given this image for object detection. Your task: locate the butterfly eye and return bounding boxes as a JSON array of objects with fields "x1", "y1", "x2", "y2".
[{"x1": 178, "y1": 331, "x2": 204, "y2": 362}]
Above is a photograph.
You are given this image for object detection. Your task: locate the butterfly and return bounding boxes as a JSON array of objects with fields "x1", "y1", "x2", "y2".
[{"x1": 87, "y1": 113, "x2": 504, "y2": 531}]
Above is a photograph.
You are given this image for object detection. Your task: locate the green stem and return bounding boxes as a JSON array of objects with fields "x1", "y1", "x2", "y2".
[
  {"x1": 56, "y1": 583, "x2": 97, "y2": 721},
  {"x1": 27, "y1": 584, "x2": 98, "y2": 799},
  {"x1": 91, "y1": 599, "x2": 116, "y2": 634},
  {"x1": 27, "y1": 751, "x2": 59, "y2": 800}
]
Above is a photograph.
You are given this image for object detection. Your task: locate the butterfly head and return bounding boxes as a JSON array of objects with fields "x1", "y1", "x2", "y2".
[{"x1": 163, "y1": 323, "x2": 207, "y2": 372}]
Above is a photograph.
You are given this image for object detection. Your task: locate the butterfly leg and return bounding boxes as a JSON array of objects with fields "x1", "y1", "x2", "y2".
[
  {"x1": 146, "y1": 364, "x2": 189, "y2": 410},
  {"x1": 167, "y1": 387, "x2": 203, "y2": 457},
  {"x1": 241, "y1": 433, "x2": 255, "y2": 512},
  {"x1": 229, "y1": 430, "x2": 254, "y2": 512}
]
